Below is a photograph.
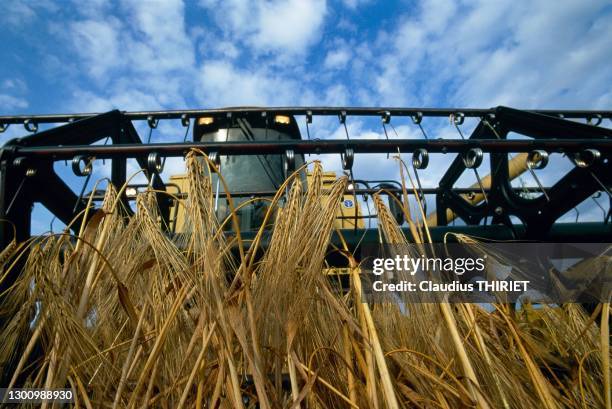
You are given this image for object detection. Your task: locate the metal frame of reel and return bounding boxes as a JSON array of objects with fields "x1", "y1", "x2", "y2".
[
  {"x1": 0, "y1": 106, "x2": 610, "y2": 251},
  {"x1": 0, "y1": 110, "x2": 171, "y2": 247},
  {"x1": 435, "y1": 107, "x2": 611, "y2": 237}
]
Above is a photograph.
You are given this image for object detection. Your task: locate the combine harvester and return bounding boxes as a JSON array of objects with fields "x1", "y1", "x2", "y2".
[{"x1": 0, "y1": 106, "x2": 610, "y2": 408}]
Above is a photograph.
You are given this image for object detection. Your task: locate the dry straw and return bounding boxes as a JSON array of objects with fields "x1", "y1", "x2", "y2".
[{"x1": 0, "y1": 150, "x2": 609, "y2": 408}]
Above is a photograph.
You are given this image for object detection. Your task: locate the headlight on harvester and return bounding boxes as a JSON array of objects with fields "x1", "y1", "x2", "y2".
[
  {"x1": 197, "y1": 117, "x2": 214, "y2": 126},
  {"x1": 274, "y1": 115, "x2": 291, "y2": 125}
]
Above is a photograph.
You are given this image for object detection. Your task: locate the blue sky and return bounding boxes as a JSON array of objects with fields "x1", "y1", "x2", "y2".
[{"x1": 1, "y1": 0, "x2": 611, "y2": 231}]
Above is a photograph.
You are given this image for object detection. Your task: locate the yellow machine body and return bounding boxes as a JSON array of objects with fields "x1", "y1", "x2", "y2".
[{"x1": 166, "y1": 170, "x2": 364, "y2": 232}]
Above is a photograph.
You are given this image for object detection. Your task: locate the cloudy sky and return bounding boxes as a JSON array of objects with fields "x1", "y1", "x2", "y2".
[{"x1": 1, "y1": 0, "x2": 611, "y2": 231}]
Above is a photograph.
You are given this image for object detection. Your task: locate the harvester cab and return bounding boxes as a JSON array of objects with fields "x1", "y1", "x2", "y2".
[{"x1": 167, "y1": 111, "x2": 364, "y2": 233}]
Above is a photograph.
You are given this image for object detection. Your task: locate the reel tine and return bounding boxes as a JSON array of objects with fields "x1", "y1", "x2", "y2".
[
  {"x1": 72, "y1": 155, "x2": 95, "y2": 213},
  {"x1": 283, "y1": 149, "x2": 296, "y2": 195},
  {"x1": 412, "y1": 111, "x2": 429, "y2": 140},
  {"x1": 284, "y1": 149, "x2": 295, "y2": 179},
  {"x1": 339, "y1": 110, "x2": 350, "y2": 141},
  {"x1": 573, "y1": 149, "x2": 612, "y2": 198},
  {"x1": 146, "y1": 115, "x2": 158, "y2": 144},
  {"x1": 412, "y1": 149, "x2": 429, "y2": 214},
  {"x1": 24, "y1": 119, "x2": 38, "y2": 133},
  {"x1": 382, "y1": 112, "x2": 391, "y2": 158},
  {"x1": 146, "y1": 152, "x2": 164, "y2": 188},
  {"x1": 182, "y1": 114, "x2": 191, "y2": 142},
  {"x1": 337, "y1": 120, "x2": 358, "y2": 231},
  {"x1": 451, "y1": 112, "x2": 465, "y2": 140},
  {"x1": 473, "y1": 168, "x2": 488, "y2": 205},
  {"x1": 306, "y1": 110, "x2": 312, "y2": 141},
  {"x1": 181, "y1": 115, "x2": 192, "y2": 162},
  {"x1": 6, "y1": 158, "x2": 37, "y2": 214},
  {"x1": 574, "y1": 206, "x2": 580, "y2": 223},
  {"x1": 208, "y1": 152, "x2": 222, "y2": 213},
  {"x1": 526, "y1": 150, "x2": 550, "y2": 201},
  {"x1": 341, "y1": 147, "x2": 354, "y2": 171},
  {"x1": 591, "y1": 192, "x2": 607, "y2": 221},
  {"x1": 463, "y1": 148, "x2": 488, "y2": 204}
]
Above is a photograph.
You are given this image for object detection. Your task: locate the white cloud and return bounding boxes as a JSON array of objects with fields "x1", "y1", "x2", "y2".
[
  {"x1": 447, "y1": 1, "x2": 612, "y2": 108},
  {"x1": 365, "y1": 0, "x2": 612, "y2": 108},
  {"x1": 254, "y1": 0, "x2": 327, "y2": 53},
  {"x1": 341, "y1": 0, "x2": 373, "y2": 10},
  {"x1": 2, "y1": 79, "x2": 27, "y2": 93},
  {"x1": 69, "y1": 19, "x2": 122, "y2": 80},
  {"x1": 321, "y1": 84, "x2": 348, "y2": 105},
  {"x1": 199, "y1": 0, "x2": 252, "y2": 38},
  {"x1": 0, "y1": 77, "x2": 29, "y2": 112},
  {"x1": 1, "y1": 0, "x2": 57, "y2": 28},
  {"x1": 2, "y1": 1, "x2": 35, "y2": 26},
  {"x1": 211, "y1": 40, "x2": 241, "y2": 59},
  {"x1": 198, "y1": 60, "x2": 304, "y2": 106},
  {"x1": 60, "y1": 0, "x2": 197, "y2": 112},
  {"x1": 323, "y1": 49, "x2": 351, "y2": 70},
  {"x1": 198, "y1": 0, "x2": 327, "y2": 57},
  {"x1": 72, "y1": 0, "x2": 112, "y2": 18},
  {"x1": 69, "y1": 88, "x2": 162, "y2": 112},
  {"x1": 66, "y1": 0, "x2": 195, "y2": 80},
  {"x1": 120, "y1": 0, "x2": 195, "y2": 72},
  {"x1": 0, "y1": 94, "x2": 28, "y2": 110}
]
